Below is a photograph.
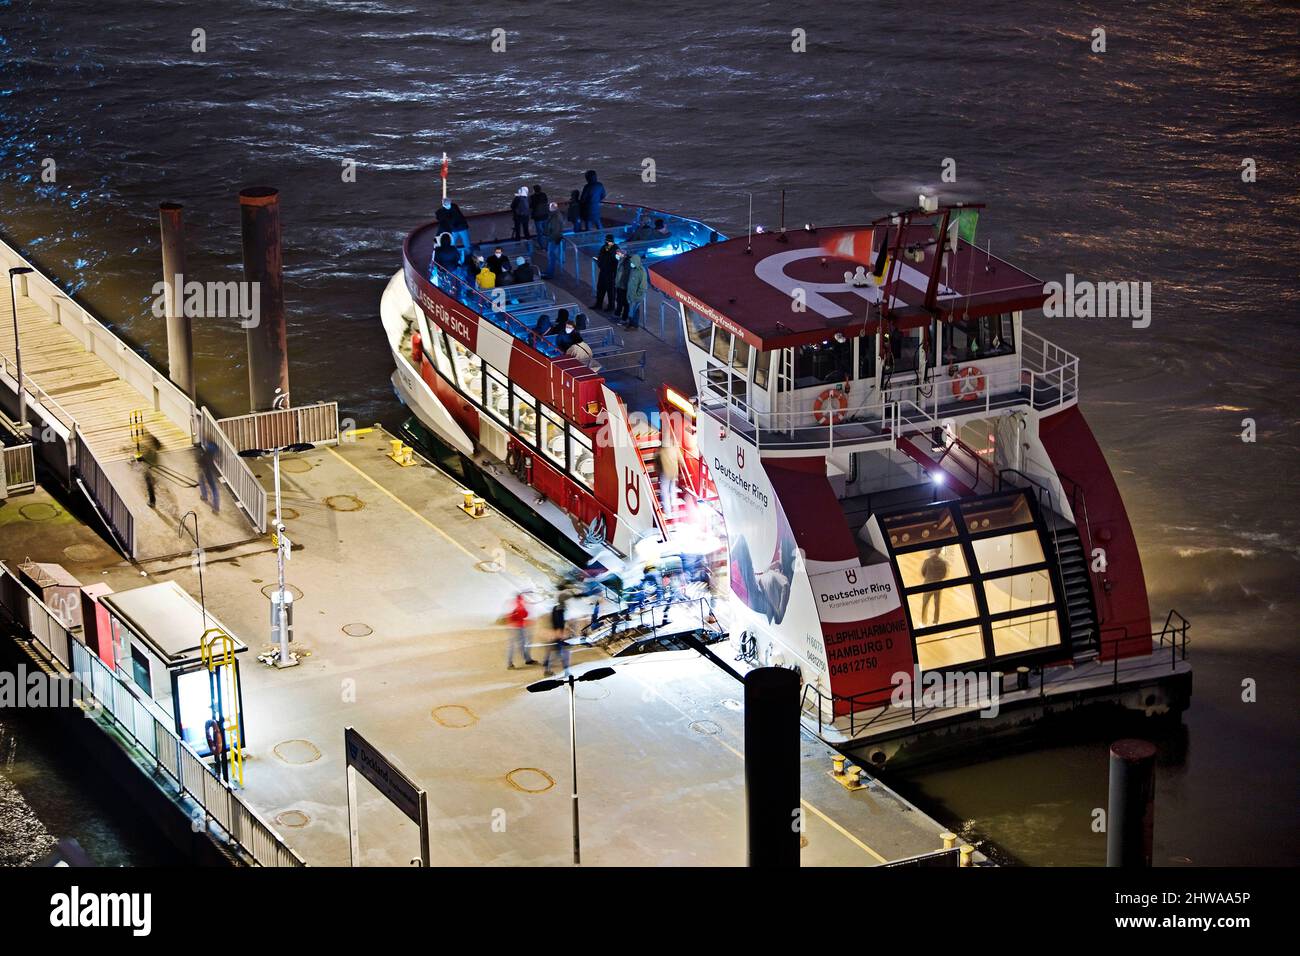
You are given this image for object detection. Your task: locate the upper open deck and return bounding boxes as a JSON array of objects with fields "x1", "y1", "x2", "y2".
[{"x1": 401, "y1": 201, "x2": 722, "y2": 416}]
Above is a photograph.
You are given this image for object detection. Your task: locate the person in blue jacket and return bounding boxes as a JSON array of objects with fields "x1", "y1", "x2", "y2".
[{"x1": 578, "y1": 170, "x2": 606, "y2": 231}]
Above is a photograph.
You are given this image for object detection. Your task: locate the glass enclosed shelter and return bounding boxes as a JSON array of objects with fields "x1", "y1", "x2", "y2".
[{"x1": 878, "y1": 490, "x2": 1066, "y2": 671}]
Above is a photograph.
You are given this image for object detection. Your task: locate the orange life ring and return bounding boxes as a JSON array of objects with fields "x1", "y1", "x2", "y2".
[
  {"x1": 951, "y1": 366, "x2": 986, "y2": 402},
  {"x1": 205, "y1": 719, "x2": 226, "y2": 757},
  {"x1": 813, "y1": 388, "x2": 848, "y2": 425}
]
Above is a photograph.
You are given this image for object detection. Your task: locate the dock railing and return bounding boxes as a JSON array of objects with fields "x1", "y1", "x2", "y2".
[
  {"x1": 200, "y1": 406, "x2": 268, "y2": 533},
  {"x1": 73, "y1": 431, "x2": 136, "y2": 558},
  {"x1": 217, "y1": 401, "x2": 340, "y2": 453},
  {"x1": 1, "y1": 441, "x2": 36, "y2": 497},
  {"x1": 0, "y1": 562, "x2": 307, "y2": 867}
]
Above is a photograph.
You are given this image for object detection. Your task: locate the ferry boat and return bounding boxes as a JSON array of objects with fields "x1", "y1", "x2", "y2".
[{"x1": 380, "y1": 195, "x2": 1190, "y2": 743}]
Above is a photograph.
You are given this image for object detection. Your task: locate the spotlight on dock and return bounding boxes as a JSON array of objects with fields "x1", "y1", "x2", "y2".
[{"x1": 527, "y1": 666, "x2": 617, "y2": 865}]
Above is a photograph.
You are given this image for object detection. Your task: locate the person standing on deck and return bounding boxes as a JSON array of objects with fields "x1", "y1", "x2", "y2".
[
  {"x1": 437, "y1": 197, "x2": 471, "y2": 250},
  {"x1": 139, "y1": 430, "x2": 161, "y2": 509},
  {"x1": 529, "y1": 183, "x2": 550, "y2": 241},
  {"x1": 197, "y1": 438, "x2": 221, "y2": 514},
  {"x1": 505, "y1": 592, "x2": 538, "y2": 669},
  {"x1": 624, "y1": 254, "x2": 647, "y2": 329},
  {"x1": 593, "y1": 236, "x2": 618, "y2": 311},
  {"x1": 543, "y1": 201, "x2": 565, "y2": 279},
  {"x1": 613, "y1": 248, "x2": 631, "y2": 321},
  {"x1": 433, "y1": 233, "x2": 460, "y2": 272},
  {"x1": 566, "y1": 190, "x2": 582, "y2": 232},
  {"x1": 510, "y1": 187, "x2": 532, "y2": 240},
  {"x1": 655, "y1": 427, "x2": 680, "y2": 516},
  {"x1": 578, "y1": 169, "x2": 606, "y2": 231},
  {"x1": 485, "y1": 247, "x2": 510, "y2": 283}
]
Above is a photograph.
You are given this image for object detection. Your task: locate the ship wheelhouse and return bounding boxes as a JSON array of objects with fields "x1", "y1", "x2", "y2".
[{"x1": 648, "y1": 205, "x2": 1152, "y2": 716}]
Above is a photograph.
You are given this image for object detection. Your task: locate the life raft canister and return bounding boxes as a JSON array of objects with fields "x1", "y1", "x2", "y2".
[
  {"x1": 951, "y1": 365, "x2": 986, "y2": 402},
  {"x1": 411, "y1": 331, "x2": 422, "y2": 364},
  {"x1": 813, "y1": 387, "x2": 848, "y2": 425}
]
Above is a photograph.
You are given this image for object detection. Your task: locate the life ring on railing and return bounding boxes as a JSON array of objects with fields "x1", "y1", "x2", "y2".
[
  {"x1": 813, "y1": 388, "x2": 848, "y2": 425},
  {"x1": 951, "y1": 365, "x2": 986, "y2": 402},
  {"x1": 205, "y1": 718, "x2": 226, "y2": 757}
]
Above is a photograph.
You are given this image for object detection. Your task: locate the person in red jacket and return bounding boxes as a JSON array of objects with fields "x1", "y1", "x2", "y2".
[{"x1": 505, "y1": 592, "x2": 538, "y2": 669}]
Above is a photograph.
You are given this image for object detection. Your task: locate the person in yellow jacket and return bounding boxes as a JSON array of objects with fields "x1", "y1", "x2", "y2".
[{"x1": 476, "y1": 261, "x2": 496, "y2": 290}]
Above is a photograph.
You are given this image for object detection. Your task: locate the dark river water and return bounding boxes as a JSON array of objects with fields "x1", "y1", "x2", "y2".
[{"x1": 1, "y1": 0, "x2": 1297, "y2": 865}]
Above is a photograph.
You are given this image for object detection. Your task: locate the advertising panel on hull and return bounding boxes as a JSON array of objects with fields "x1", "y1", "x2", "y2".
[{"x1": 700, "y1": 423, "x2": 915, "y2": 714}]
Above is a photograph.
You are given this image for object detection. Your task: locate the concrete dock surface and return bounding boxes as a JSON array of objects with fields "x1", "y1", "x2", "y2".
[{"x1": 1, "y1": 427, "x2": 956, "y2": 866}]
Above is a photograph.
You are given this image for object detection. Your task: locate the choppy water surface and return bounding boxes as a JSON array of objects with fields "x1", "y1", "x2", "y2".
[{"x1": 1, "y1": 0, "x2": 1297, "y2": 864}]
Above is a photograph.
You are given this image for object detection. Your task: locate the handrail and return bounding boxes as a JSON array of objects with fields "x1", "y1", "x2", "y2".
[
  {"x1": 0, "y1": 353, "x2": 77, "y2": 429},
  {"x1": 931, "y1": 434, "x2": 993, "y2": 493},
  {"x1": 426, "y1": 261, "x2": 564, "y2": 359},
  {"x1": 798, "y1": 612, "x2": 1189, "y2": 738}
]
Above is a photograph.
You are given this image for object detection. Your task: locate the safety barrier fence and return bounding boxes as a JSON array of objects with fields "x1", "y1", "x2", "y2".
[
  {"x1": 200, "y1": 406, "x2": 267, "y2": 533},
  {"x1": 73, "y1": 432, "x2": 136, "y2": 557},
  {"x1": 217, "y1": 401, "x2": 340, "y2": 453},
  {"x1": 1, "y1": 441, "x2": 35, "y2": 496},
  {"x1": 0, "y1": 563, "x2": 306, "y2": 867}
]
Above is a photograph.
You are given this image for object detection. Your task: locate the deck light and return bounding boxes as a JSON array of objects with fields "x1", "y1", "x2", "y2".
[{"x1": 664, "y1": 387, "x2": 695, "y2": 418}]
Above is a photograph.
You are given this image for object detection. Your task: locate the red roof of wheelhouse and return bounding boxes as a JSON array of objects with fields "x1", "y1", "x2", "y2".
[{"x1": 647, "y1": 223, "x2": 1049, "y2": 351}]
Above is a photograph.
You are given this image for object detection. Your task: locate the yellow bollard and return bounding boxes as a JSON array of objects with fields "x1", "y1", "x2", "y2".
[
  {"x1": 460, "y1": 489, "x2": 475, "y2": 512},
  {"x1": 831, "y1": 754, "x2": 847, "y2": 777},
  {"x1": 472, "y1": 496, "x2": 486, "y2": 517},
  {"x1": 941, "y1": 831, "x2": 957, "y2": 849},
  {"x1": 959, "y1": 844, "x2": 974, "y2": 867},
  {"x1": 388, "y1": 438, "x2": 403, "y2": 459},
  {"x1": 845, "y1": 764, "x2": 861, "y2": 787}
]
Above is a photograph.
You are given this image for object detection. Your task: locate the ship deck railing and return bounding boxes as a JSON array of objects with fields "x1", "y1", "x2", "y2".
[
  {"x1": 427, "y1": 263, "x2": 565, "y2": 360},
  {"x1": 798, "y1": 610, "x2": 1190, "y2": 741}
]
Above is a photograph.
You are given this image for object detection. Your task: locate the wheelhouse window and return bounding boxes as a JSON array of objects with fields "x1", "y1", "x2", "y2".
[
  {"x1": 512, "y1": 385, "x2": 538, "y2": 444},
  {"x1": 793, "y1": 338, "x2": 853, "y2": 388},
  {"x1": 946, "y1": 313, "x2": 1014, "y2": 362},
  {"x1": 686, "y1": 308, "x2": 712, "y2": 350},
  {"x1": 729, "y1": 336, "x2": 751, "y2": 376},
  {"x1": 484, "y1": 365, "x2": 510, "y2": 423},
  {"x1": 449, "y1": 338, "x2": 483, "y2": 401},
  {"x1": 712, "y1": 328, "x2": 733, "y2": 364},
  {"x1": 753, "y1": 350, "x2": 772, "y2": 390},
  {"x1": 885, "y1": 325, "x2": 922, "y2": 374},
  {"x1": 569, "y1": 429, "x2": 594, "y2": 488},
  {"x1": 540, "y1": 405, "x2": 566, "y2": 467},
  {"x1": 858, "y1": 336, "x2": 875, "y2": 380}
]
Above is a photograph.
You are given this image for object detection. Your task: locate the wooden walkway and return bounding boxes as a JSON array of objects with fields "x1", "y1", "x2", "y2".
[{"x1": 0, "y1": 295, "x2": 190, "y2": 463}]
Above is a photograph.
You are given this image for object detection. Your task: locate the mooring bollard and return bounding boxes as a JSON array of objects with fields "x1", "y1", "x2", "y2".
[
  {"x1": 941, "y1": 831, "x2": 957, "y2": 849},
  {"x1": 959, "y1": 844, "x2": 974, "y2": 867},
  {"x1": 1016, "y1": 666, "x2": 1030, "y2": 691},
  {"x1": 1107, "y1": 738, "x2": 1157, "y2": 867},
  {"x1": 831, "y1": 754, "x2": 846, "y2": 777}
]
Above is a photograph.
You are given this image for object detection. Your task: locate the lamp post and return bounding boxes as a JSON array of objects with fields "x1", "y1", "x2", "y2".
[
  {"x1": 8, "y1": 267, "x2": 34, "y2": 433},
  {"x1": 526, "y1": 666, "x2": 617, "y2": 865},
  {"x1": 239, "y1": 440, "x2": 313, "y2": 668}
]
